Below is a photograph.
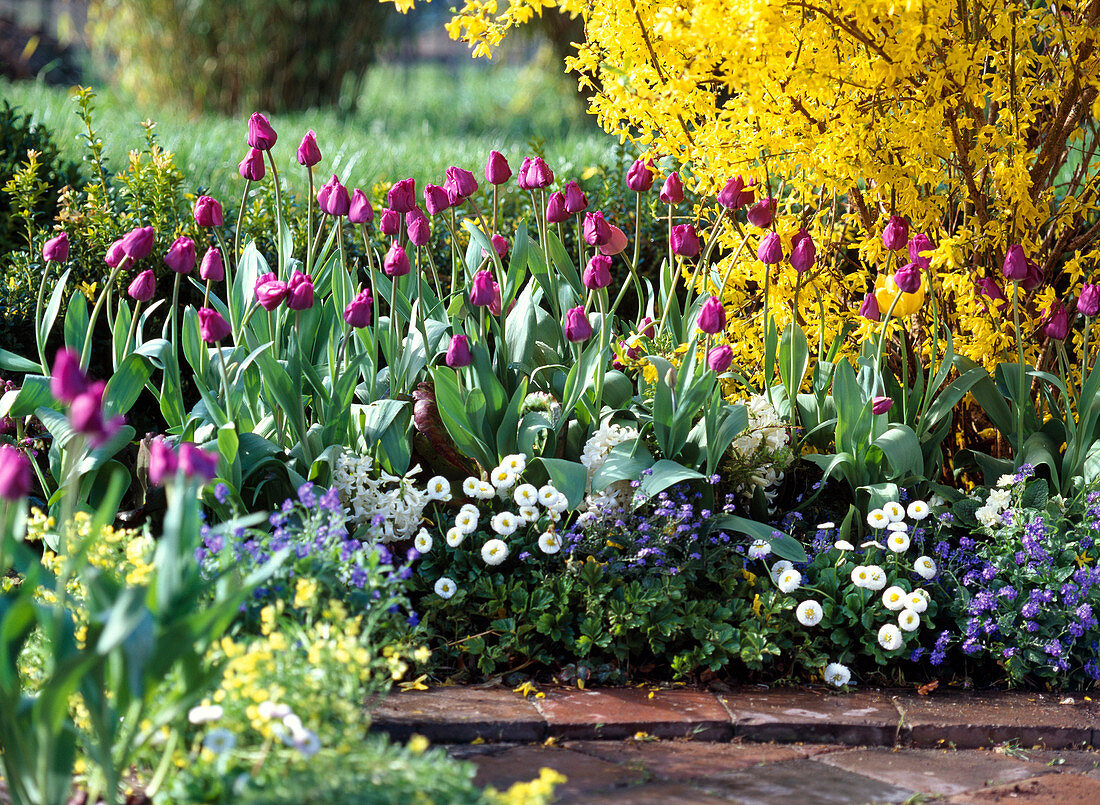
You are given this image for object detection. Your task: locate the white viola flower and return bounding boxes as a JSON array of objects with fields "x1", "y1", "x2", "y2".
[
  {"x1": 538, "y1": 485, "x2": 560, "y2": 507},
  {"x1": 881, "y1": 585, "x2": 907, "y2": 611},
  {"x1": 188, "y1": 704, "x2": 223, "y2": 724},
  {"x1": 996, "y1": 473, "x2": 1016, "y2": 488},
  {"x1": 425, "y1": 476, "x2": 452, "y2": 501},
  {"x1": 413, "y1": 529, "x2": 433, "y2": 554},
  {"x1": 906, "y1": 590, "x2": 929, "y2": 614},
  {"x1": 434, "y1": 576, "x2": 457, "y2": 599},
  {"x1": 482, "y1": 538, "x2": 509, "y2": 565},
  {"x1": 897, "y1": 608, "x2": 921, "y2": 632},
  {"x1": 454, "y1": 510, "x2": 479, "y2": 535},
  {"x1": 490, "y1": 466, "x2": 518, "y2": 490},
  {"x1": 491, "y1": 511, "x2": 519, "y2": 537},
  {"x1": 501, "y1": 453, "x2": 527, "y2": 474},
  {"x1": 817, "y1": 522, "x2": 836, "y2": 530},
  {"x1": 975, "y1": 505, "x2": 1000, "y2": 528},
  {"x1": 475, "y1": 481, "x2": 496, "y2": 500},
  {"x1": 914, "y1": 555, "x2": 937, "y2": 580},
  {"x1": 538, "y1": 531, "x2": 563, "y2": 554},
  {"x1": 886, "y1": 521, "x2": 909, "y2": 533},
  {"x1": 519, "y1": 505, "x2": 540, "y2": 523},
  {"x1": 887, "y1": 532, "x2": 911, "y2": 553},
  {"x1": 513, "y1": 484, "x2": 539, "y2": 508},
  {"x1": 906, "y1": 500, "x2": 929, "y2": 521},
  {"x1": 257, "y1": 701, "x2": 292, "y2": 721},
  {"x1": 833, "y1": 540, "x2": 855, "y2": 552},
  {"x1": 748, "y1": 539, "x2": 772, "y2": 559},
  {"x1": 877, "y1": 623, "x2": 903, "y2": 651},
  {"x1": 867, "y1": 509, "x2": 889, "y2": 529},
  {"x1": 203, "y1": 728, "x2": 237, "y2": 755},
  {"x1": 865, "y1": 565, "x2": 887, "y2": 591},
  {"x1": 445, "y1": 527, "x2": 466, "y2": 548},
  {"x1": 462, "y1": 477, "x2": 480, "y2": 497},
  {"x1": 850, "y1": 566, "x2": 871, "y2": 588},
  {"x1": 771, "y1": 560, "x2": 794, "y2": 582},
  {"x1": 824, "y1": 662, "x2": 852, "y2": 688},
  {"x1": 987, "y1": 488, "x2": 1011, "y2": 510},
  {"x1": 777, "y1": 568, "x2": 802, "y2": 594},
  {"x1": 796, "y1": 599, "x2": 823, "y2": 627},
  {"x1": 883, "y1": 501, "x2": 906, "y2": 522}
]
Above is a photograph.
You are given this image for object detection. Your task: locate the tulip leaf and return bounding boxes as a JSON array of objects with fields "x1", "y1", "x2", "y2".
[
  {"x1": 64, "y1": 292, "x2": 89, "y2": 355},
  {"x1": 636, "y1": 459, "x2": 705, "y2": 503},
  {"x1": 538, "y1": 457, "x2": 588, "y2": 509},
  {"x1": 103, "y1": 353, "x2": 153, "y2": 419},
  {"x1": 708, "y1": 514, "x2": 807, "y2": 563},
  {"x1": 0, "y1": 347, "x2": 40, "y2": 374}
]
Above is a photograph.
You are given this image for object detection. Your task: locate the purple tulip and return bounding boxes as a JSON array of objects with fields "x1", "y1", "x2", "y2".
[
  {"x1": 70, "y1": 381, "x2": 123, "y2": 446},
  {"x1": 105, "y1": 238, "x2": 126, "y2": 268},
  {"x1": 406, "y1": 208, "x2": 430, "y2": 247},
  {"x1": 975, "y1": 277, "x2": 1008, "y2": 310},
  {"x1": 1078, "y1": 283, "x2": 1100, "y2": 317},
  {"x1": 488, "y1": 280, "x2": 503, "y2": 316},
  {"x1": 790, "y1": 229, "x2": 817, "y2": 273},
  {"x1": 485, "y1": 151, "x2": 511, "y2": 185},
  {"x1": 255, "y1": 273, "x2": 288, "y2": 311},
  {"x1": 198, "y1": 308, "x2": 231, "y2": 342},
  {"x1": 717, "y1": 175, "x2": 754, "y2": 210},
  {"x1": 697, "y1": 296, "x2": 726, "y2": 334},
  {"x1": 0, "y1": 444, "x2": 32, "y2": 501},
  {"x1": 164, "y1": 236, "x2": 196, "y2": 275},
  {"x1": 238, "y1": 148, "x2": 265, "y2": 181},
  {"x1": 546, "y1": 191, "x2": 569, "y2": 223},
  {"x1": 348, "y1": 190, "x2": 374, "y2": 225},
  {"x1": 318, "y1": 175, "x2": 350, "y2": 217},
  {"x1": 424, "y1": 184, "x2": 450, "y2": 216},
  {"x1": 1002, "y1": 245, "x2": 1029, "y2": 282},
  {"x1": 445, "y1": 166, "x2": 479, "y2": 201},
  {"x1": 247, "y1": 113, "x2": 278, "y2": 151},
  {"x1": 485, "y1": 234, "x2": 509, "y2": 260},
  {"x1": 757, "y1": 231, "x2": 783, "y2": 264},
  {"x1": 343, "y1": 289, "x2": 374, "y2": 328},
  {"x1": 383, "y1": 243, "x2": 410, "y2": 278},
  {"x1": 1042, "y1": 302, "x2": 1071, "y2": 340},
  {"x1": 469, "y1": 270, "x2": 495, "y2": 306},
  {"x1": 872, "y1": 396, "x2": 894, "y2": 415},
  {"x1": 379, "y1": 208, "x2": 400, "y2": 236},
  {"x1": 42, "y1": 232, "x2": 69, "y2": 263},
  {"x1": 179, "y1": 442, "x2": 219, "y2": 482},
  {"x1": 564, "y1": 306, "x2": 592, "y2": 342},
  {"x1": 199, "y1": 247, "x2": 224, "y2": 282},
  {"x1": 746, "y1": 197, "x2": 776, "y2": 228},
  {"x1": 286, "y1": 271, "x2": 315, "y2": 310},
  {"x1": 660, "y1": 172, "x2": 684, "y2": 204},
  {"x1": 583, "y1": 211, "x2": 612, "y2": 246},
  {"x1": 387, "y1": 178, "x2": 416, "y2": 214},
  {"x1": 1022, "y1": 257, "x2": 1043, "y2": 291},
  {"x1": 296, "y1": 130, "x2": 321, "y2": 167},
  {"x1": 639, "y1": 316, "x2": 656, "y2": 339},
  {"x1": 148, "y1": 437, "x2": 178, "y2": 487},
  {"x1": 626, "y1": 158, "x2": 654, "y2": 192},
  {"x1": 859, "y1": 292, "x2": 881, "y2": 322},
  {"x1": 523, "y1": 157, "x2": 554, "y2": 189},
  {"x1": 193, "y1": 196, "x2": 224, "y2": 228},
  {"x1": 516, "y1": 157, "x2": 534, "y2": 190},
  {"x1": 707, "y1": 344, "x2": 734, "y2": 373},
  {"x1": 128, "y1": 269, "x2": 156, "y2": 302},
  {"x1": 908, "y1": 234, "x2": 934, "y2": 270},
  {"x1": 51, "y1": 347, "x2": 88, "y2": 403},
  {"x1": 583, "y1": 254, "x2": 613, "y2": 289},
  {"x1": 563, "y1": 181, "x2": 589, "y2": 214},
  {"x1": 121, "y1": 225, "x2": 156, "y2": 261},
  {"x1": 893, "y1": 263, "x2": 922, "y2": 294},
  {"x1": 670, "y1": 224, "x2": 700, "y2": 258},
  {"x1": 881, "y1": 216, "x2": 908, "y2": 250},
  {"x1": 445, "y1": 334, "x2": 473, "y2": 368},
  {"x1": 600, "y1": 225, "x2": 629, "y2": 257}
]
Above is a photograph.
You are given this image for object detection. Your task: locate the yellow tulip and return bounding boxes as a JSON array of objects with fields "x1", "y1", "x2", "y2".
[{"x1": 874, "y1": 273, "x2": 926, "y2": 318}]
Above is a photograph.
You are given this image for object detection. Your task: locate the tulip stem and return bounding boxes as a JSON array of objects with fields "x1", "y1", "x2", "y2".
[
  {"x1": 631, "y1": 192, "x2": 644, "y2": 314},
  {"x1": 874, "y1": 290, "x2": 905, "y2": 395},
  {"x1": 390, "y1": 272, "x2": 401, "y2": 394},
  {"x1": 666, "y1": 205, "x2": 674, "y2": 295},
  {"x1": 448, "y1": 208, "x2": 459, "y2": 296},
  {"x1": 337, "y1": 217, "x2": 346, "y2": 286},
  {"x1": 34, "y1": 262, "x2": 51, "y2": 370},
  {"x1": 213, "y1": 229, "x2": 236, "y2": 337},
  {"x1": 235, "y1": 179, "x2": 249, "y2": 265},
  {"x1": 81, "y1": 256, "x2": 128, "y2": 370},
  {"x1": 306, "y1": 167, "x2": 315, "y2": 269},
  {"x1": 216, "y1": 345, "x2": 232, "y2": 417},
  {"x1": 310, "y1": 217, "x2": 328, "y2": 271},
  {"x1": 1012, "y1": 281, "x2": 1026, "y2": 453},
  {"x1": 123, "y1": 300, "x2": 142, "y2": 360},
  {"x1": 416, "y1": 249, "x2": 432, "y2": 369},
  {"x1": 266, "y1": 151, "x2": 285, "y2": 264},
  {"x1": 492, "y1": 184, "x2": 499, "y2": 236},
  {"x1": 575, "y1": 216, "x2": 584, "y2": 286},
  {"x1": 424, "y1": 245, "x2": 444, "y2": 307}
]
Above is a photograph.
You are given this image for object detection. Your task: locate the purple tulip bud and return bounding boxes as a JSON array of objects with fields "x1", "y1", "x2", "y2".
[
  {"x1": 858, "y1": 292, "x2": 881, "y2": 322},
  {"x1": 121, "y1": 225, "x2": 156, "y2": 261},
  {"x1": 746, "y1": 197, "x2": 776, "y2": 228},
  {"x1": 717, "y1": 175, "x2": 754, "y2": 210},
  {"x1": 881, "y1": 216, "x2": 909, "y2": 250},
  {"x1": 238, "y1": 148, "x2": 265, "y2": 181},
  {"x1": 872, "y1": 396, "x2": 894, "y2": 415},
  {"x1": 199, "y1": 247, "x2": 224, "y2": 282},
  {"x1": 1078, "y1": 283, "x2": 1100, "y2": 317},
  {"x1": 406, "y1": 208, "x2": 430, "y2": 247},
  {"x1": 908, "y1": 234, "x2": 934, "y2": 269},
  {"x1": 469, "y1": 270, "x2": 495, "y2": 306},
  {"x1": 423, "y1": 184, "x2": 451, "y2": 216},
  {"x1": 893, "y1": 263, "x2": 922, "y2": 294},
  {"x1": 179, "y1": 442, "x2": 219, "y2": 482},
  {"x1": 707, "y1": 344, "x2": 734, "y2": 373},
  {"x1": 445, "y1": 334, "x2": 473, "y2": 368},
  {"x1": 563, "y1": 181, "x2": 588, "y2": 214},
  {"x1": 485, "y1": 151, "x2": 512, "y2": 185},
  {"x1": 247, "y1": 113, "x2": 278, "y2": 151},
  {"x1": 51, "y1": 347, "x2": 88, "y2": 403},
  {"x1": 318, "y1": 175, "x2": 350, "y2": 217},
  {"x1": 669, "y1": 224, "x2": 700, "y2": 258},
  {"x1": 564, "y1": 306, "x2": 592, "y2": 342},
  {"x1": 546, "y1": 191, "x2": 569, "y2": 224},
  {"x1": 383, "y1": 243, "x2": 410, "y2": 278},
  {"x1": 1002, "y1": 245, "x2": 1029, "y2": 282},
  {"x1": 626, "y1": 158, "x2": 654, "y2": 192},
  {"x1": 697, "y1": 296, "x2": 726, "y2": 334},
  {"x1": 348, "y1": 189, "x2": 374, "y2": 225},
  {"x1": 343, "y1": 289, "x2": 374, "y2": 328},
  {"x1": 255, "y1": 273, "x2": 288, "y2": 311},
  {"x1": 790, "y1": 229, "x2": 817, "y2": 273},
  {"x1": 286, "y1": 271, "x2": 314, "y2": 310},
  {"x1": 445, "y1": 166, "x2": 479, "y2": 201},
  {"x1": 296, "y1": 130, "x2": 321, "y2": 167},
  {"x1": 148, "y1": 437, "x2": 177, "y2": 487},
  {"x1": 660, "y1": 172, "x2": 684, "y2": 205},
  {"x1": 42, "y1": 232, "x2": 69, "y2": 263},
  {"x1": 379, "y1": 208, "x2": 400, "y2": 236},
  {"x1": 583, "y1": 211, "x2": 611, "y2": 246},
  {"x1": 387, "y1": 178, "x2": 416, "y2": 214},
  {"x1": 106, "y1": 238, "x2": 126, "y2": 268},
  {"x1": 1042, "y1": 302, "x2": 1071, "y2": 340},
  {"x1": 523, "y1": 157, "x2": 554, "y2": 189},
  {"x1": 70, "y1": 381, "x2": 123, "y2": 446},
  {"x1": 0, "y1": 443, "x2": 32, "y2": 501},
  {"x1": 127, "y1": 269, "x2": 156, "y2": 302},
  {"x1": 757, "y1": 231, "x2": 783, "y2": 264},
  {"x1": 640, "y1": 317, "x2": 656, "y2": 339},
  {"x1": 975, "y1": 277, "x2": 1008, "y2": 310},
  {"x1": 483, "y1": 234, "x2": 509, "y2": 260},
  {"x1": 164, "y1": 236, "x2": 196, "y2": 275},
  {"x1": 193, "y1": 196, "x2": 224, "y2": 228},
  {"x1": 583, "y1": 254, "x2": 613, "y2": 289},
  {"x1": 198, "y1": 308, "x2": 231, "y2": 342}
]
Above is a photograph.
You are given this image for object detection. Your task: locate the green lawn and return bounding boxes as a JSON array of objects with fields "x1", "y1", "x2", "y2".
[{"x1": 2, "y1": 61, "x2": 614, "y2": 202}]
